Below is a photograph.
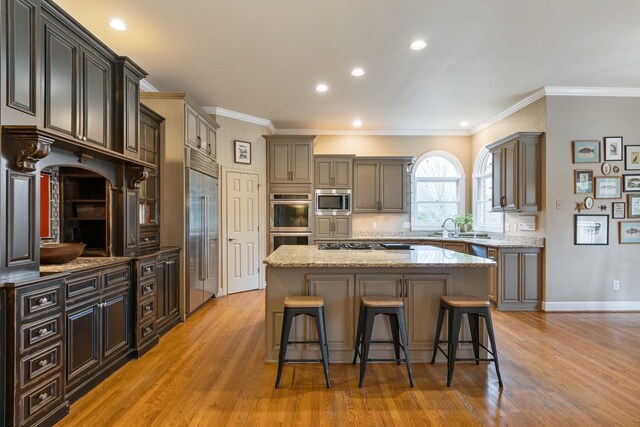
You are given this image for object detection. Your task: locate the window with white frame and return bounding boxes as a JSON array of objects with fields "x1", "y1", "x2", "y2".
[
  {"x1": 473, "y1": 149, "x2": 503, "y2": 231},
  {"x1": 412, "y1": 151, "x2": 465, "y2": 229}
]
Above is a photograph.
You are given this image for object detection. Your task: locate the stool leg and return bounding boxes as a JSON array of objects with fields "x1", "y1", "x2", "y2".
[
  {"x1": 468, "y1": 313, "x2": 480, "y2": 365},
  {"x1": 275, "y1": 308, "x2": 293, "y2": 388},
  {"x1": 352, "y1": 304, "x2": 365, "y2": 365},
  {"x1": 389, "y1": 314, "x2": 401, "y2": 365},
  {"x1": 483, "y1": 308, "x2": 504, "y2": 388},
  {"x1": 358, "y1": 309, "x2": 376, "y2": 388},
  {"x1": 397, "y1": 308, "x2": 415, "y2": 387},
  {"x1": 447, "y1": 307, "x2": 462, "y2": 387},
  {"x1": 431, "y1": 304, "x2": 446, "y2": 364},
  {"x1": 315, "y1": 307, "x2": 331, "y2": 388}
]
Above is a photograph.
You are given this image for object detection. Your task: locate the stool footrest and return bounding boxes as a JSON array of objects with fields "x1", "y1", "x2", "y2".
[
  {"x1": 286, "y1": 340, "x2": 320, "y2": 345},
  {"x1": 366, "y1": 358, "x2": 408, "y2": 363},
  {"x1": 283, "y1": 359, "x2": 324, "y2": 363}
]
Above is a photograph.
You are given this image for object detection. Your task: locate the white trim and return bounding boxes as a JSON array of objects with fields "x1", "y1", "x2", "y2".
[
  {"x1": 543, "y1": 301, "x2": 640, "y2": 312},
  {"x1": 472, "y1": 148, "x2": 503, "y2": 233},
  {"x1": 470, "y1": 88, "x2": 546, "y2": 135},
  {"x1": 139, "y1": 79, "x2": 159, "y2": 93},
  {"x1": 544, "y1": 86, "x2": 640, "y2": 97},
  {"x1": 273, "y1": 128, "x2": 470, "y2": 136},
  {"x1": 207, "y1": 107, "x2": 276, "y2": 134}
]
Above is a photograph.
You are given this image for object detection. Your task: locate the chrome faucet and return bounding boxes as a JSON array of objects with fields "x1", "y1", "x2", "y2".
[{"x1": 441, "y1": 217, "x2": 457, "y2": 237}]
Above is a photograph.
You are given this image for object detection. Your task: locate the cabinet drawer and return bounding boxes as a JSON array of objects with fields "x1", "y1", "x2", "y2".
[
  {"x1": 20, "y1": 342, "x2": 63, "y2": 389},
  {"x1": 19, "y1": 282, "x2": 63, "y2": 318},
  {"x1": 139, "y1": 259, "x2": 156, "y2": 279},
  {"x1": 140, "y1": 319, "x2": 156, "y2": 341},
  {"x1": 21, "y1": 314, "x2": 63, "y2": 353},
  {"x1": 140, "y1": 280, "x2": 156, "y2": 297},
  {"x1": 139, "y1": 297, "x2": 156, "y2": 321},
  {"x1": 140, "y1": 232, "x2": 160, "y2": 247},
  {"x1": 104, "y1": 265, "x2": 130, "y2": 289},
  {"x1": 20, "y1": 374, "x2": 63, "y2": 426},
  {"x1": 66, "y1": 272, "x2": 100, "y2": 301}
]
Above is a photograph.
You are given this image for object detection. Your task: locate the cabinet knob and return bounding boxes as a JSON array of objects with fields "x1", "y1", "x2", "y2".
[
  {"x1": 197, "y1": 136, "x2": 202, "y2": 148},
  {"x1": 39, "y1": 359, "x2": 48, "y2": 368},
  {"x1": 38, "y1": 328, "x2": 48, "y2": 336},
  {"x1": 144, "y1": 305, "x2": 152, "y2": 312},
  {"x1": 38, "y1": 297, "x2": 49, "y2": 305},
  {"x1": 38, "y1": 393, "x2": 48, "y2": 401},
  {"x1": 144, "y1": 286, "x2": 152, "y2": 292},
  {"x1": 144, "y1": 326, "x2": 152, "y2": 333},
  {"x1": 83, "y1": 136, "x2": 87, "y2": 142}
]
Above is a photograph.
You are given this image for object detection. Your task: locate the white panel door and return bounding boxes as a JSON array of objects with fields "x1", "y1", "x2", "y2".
[{"x1": 227, "y1": 171, "x2": 260, "y2": 294}]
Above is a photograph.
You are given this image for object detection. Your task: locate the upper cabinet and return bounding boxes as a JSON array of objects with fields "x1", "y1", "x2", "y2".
[
  {"x1": 116, "y1": 57, "x2": 147, "y2": 159},
  {"x1": 266, "y1": 135, "x2": 315, "y2": 187},
  {"x1": 185, "y1": 102, "x2": 217, "y2": 159},
  {"x1": 353, "y1": 157, "x2": 411, "y2": 213},
  {"x1": 315, "y1": 155, "x2": 353, "y2": 189},
  {"x1": 488, "y1": 132, "x2": 543, "y2": 212}
]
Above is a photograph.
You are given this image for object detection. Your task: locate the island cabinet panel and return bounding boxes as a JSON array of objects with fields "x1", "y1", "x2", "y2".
[
  {"x1": 487, "y1": 248, "x2": 498, "y2": 304},
  {"x1": 356, "y1": 274, "x2": 403, "y2": 347},
  {"x1": 403, "y1": 275, "x2": 450, "y2": 351},
  {"x1": 497, "y1": 248, "x2": 541, "y2": 311}
]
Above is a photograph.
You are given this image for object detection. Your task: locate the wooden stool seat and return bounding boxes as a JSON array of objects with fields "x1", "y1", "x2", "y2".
[
  {"x1": 361, "y1": 296, "x2": 404, "y2": 308},
  {"x1": 284, "y1": 295, "x2": 324, "y2": 308},
  {"x1": 441, "y1": 295, "x2": 490, "y2": 308}
]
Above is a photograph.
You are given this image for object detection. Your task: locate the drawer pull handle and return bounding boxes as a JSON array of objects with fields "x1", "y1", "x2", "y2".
[
  {"x1": 38, "y1": 328, "x2": 48, "y2": 336},
  {"x1": 38, "y1": 297, "x2": 49, "y2": 305},
  {"x1": 38, "y1": 393, "x2": 48, "y2": 401},
  {"x1": 39, "y1": 360, "x2": 48, "y2": 367},
  {"x1": 167, "y1": 260, "x2": 175, "y2": 265},
  {"x1": 144, "y1": 285, "x2": 152, "y2": 292},
  {"x1": 144, "y1": 305, "x2": 152, "y2": 312},
  {"x1": 144, "y1": 326, "x2": 152, "y2": 333},
  {"x1": 144, "y1": 266, "x2": 153, "y2": 272}
]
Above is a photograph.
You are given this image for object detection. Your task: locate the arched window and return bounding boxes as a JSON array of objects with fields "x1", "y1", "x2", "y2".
[
  {"x1": 412, "y1": 151, "x2": 465, "y2": 229},
  {"x1": 473, "y1": 148, "x2": 503, "y2": 231}
]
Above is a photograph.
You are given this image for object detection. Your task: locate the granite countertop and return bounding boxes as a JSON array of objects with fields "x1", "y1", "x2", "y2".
[
  {"x1": 264, "y1": 245, "x2": 497, "y2": 268},
  {"x1": 39, "y1": 256, "x2": 132, "y2": 273},
  {"x1": 340, "y1": 232, "x2": 545, "y2": 248}
]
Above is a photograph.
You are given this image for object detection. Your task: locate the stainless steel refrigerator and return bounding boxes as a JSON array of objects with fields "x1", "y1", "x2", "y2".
[{"x1": 188, "y1": 168, "x2": 219, "y2": 313}]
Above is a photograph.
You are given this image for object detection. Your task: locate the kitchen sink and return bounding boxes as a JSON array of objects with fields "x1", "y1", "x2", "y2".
[{"x1": 421, "y1": 231, "x2": 491, "y2": 239}]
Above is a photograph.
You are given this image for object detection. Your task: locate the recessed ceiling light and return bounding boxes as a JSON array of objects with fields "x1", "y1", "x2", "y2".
[
  {"x1": 410, "y1": 40, "x2": 427, "y2": 51},
  {"x1": 351, "y1": 68, "x2": 365, "y2": 77},
  {"x1": 108, "y1": 18, "x2": 127, "y2": 31},
  {"x1": 460, "y1": 121, "x2": 470, "y2": 127},
  {"x1": 316, "y1": 83, "x2": 328, "y2": 93},
  {"x1": 353, "y1": 119, "x2": 363, "y2": 128}
]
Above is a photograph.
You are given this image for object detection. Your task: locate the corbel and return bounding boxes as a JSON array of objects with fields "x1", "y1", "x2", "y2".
[
  {"x1": 129, "y1": 167, "x2": 151, "y2": 190},
  {"x1": 13, "y1": 133, "x2": 53, "y2": 172}
]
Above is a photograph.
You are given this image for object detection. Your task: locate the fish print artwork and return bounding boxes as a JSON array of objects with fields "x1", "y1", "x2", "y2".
[
  {"x1": 625, "y1": 146, "x2": 640, "y2": 171},
  {"x1": 619, "y1": 221, "x2": 640, "y2": 244},
  {"x1": 573, "y1": 140, "x2": 600, "y2": 163}
]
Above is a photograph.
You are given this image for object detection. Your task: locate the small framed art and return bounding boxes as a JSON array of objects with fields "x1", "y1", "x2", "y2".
[
  {"x1": 594, "y1": 176, "x2": 621, "y2": 199},
  {"x1": 584, "y1": 196, "x2": 594, "y2": 210},
  {"x1": 574, "y1": 170, "x2": 593, "y2": 194},
  {"x1": 603, "y1": 136, "x2": 623, "y2": 161},
  {"x1": 622, "y1": 174, "x2": 640, "y2": 192},
  {"x1": 628, "y1": 194, "x2": 640, "y2": 218},
  {"x1": 619, "y1": 221, "x2": 640, "y2": 244},
  {"x1": 625, "y1": 145, "x2": 640, "y2": 170},
  {"x1": 574, "y1": 214, "x2": 609, "y2": 245},
  {"x1": 572, "y1": 140, "x2": 600, "y2": 163},
  {"x1": 234, "y1": 140, "x2": 251, "y2": 164},
  {"x1": 612, "y1": 202, "x2": 625, "y2": 219}
]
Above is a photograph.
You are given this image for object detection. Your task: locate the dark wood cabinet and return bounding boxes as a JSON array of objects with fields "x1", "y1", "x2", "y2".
[
  {"x1": 116, "y1": 57, "x2": 146, "y2": 158},
  {"x1": 157, "y1": 250, "x2": 180, "y2": 334},
  {"x1": 66, "y1": 297, "x2": 100, "y2": 385}
]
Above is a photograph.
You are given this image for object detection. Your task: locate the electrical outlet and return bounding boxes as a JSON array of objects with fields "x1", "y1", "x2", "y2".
[
  {"x1": 372, "y1": 222, "x2": 377, "y2": 229},
  {"x1": 403, "y1": 222, "x2": 411, "y2": 229},
  {"x1": 613, "y1": 280, "x2": 620, "y2": 291},
  {"x1": 556, "y1": 200, "x2": 562, "y2": 210}
]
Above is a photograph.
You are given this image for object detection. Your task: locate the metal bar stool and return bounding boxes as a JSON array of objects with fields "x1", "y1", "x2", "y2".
[
  {"x1": 352, "y1": 296, "x2": 414, "y2": 387},
  {"x1": 431, "y1": 295, "x2": 503, "y2": 388},
  {"x1": 275, "y1": 295, "x2": 331, "y2": 388}
]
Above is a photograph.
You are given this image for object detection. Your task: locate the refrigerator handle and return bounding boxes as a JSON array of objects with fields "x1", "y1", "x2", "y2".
[{"x1": 200, "y1": 196, "x2": 207, "y2": 280}]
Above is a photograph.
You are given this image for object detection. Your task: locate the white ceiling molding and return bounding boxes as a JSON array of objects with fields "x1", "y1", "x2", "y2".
[
  {"x1": 470, "y1": 88, "x2": 546, "y2": 135},
  {"x1": 273, "y1": 128, "x2": 471, "y2": 136},
  {"x1": 139, "y1": 79, "x2": 159, "y2": 93},
  {"x1": 544, "y1": 86, "x2": 640, "y2": 97},
  {"x1": 208, "y1": 107, "x2": 276, "y2": 134}
]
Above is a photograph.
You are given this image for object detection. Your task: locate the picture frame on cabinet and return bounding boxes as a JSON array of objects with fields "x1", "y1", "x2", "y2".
[
  {"x1": 625, "y1": 145, "x2": 640, "y2": 170},
  {"x1": 594, "y1": 176, "x2": 621, "y2": 199},
  {"x1": 572, "y1": 140, "x2": 600, "y2": 163},
  {"x1": 619, "y1": 221, "x2": 640, "y2": 244},
  {"x1": 574, "y1": 170, "x2": 593, "y2": 194},
  {"x1": 622, "y1": 174, "x2": 640, "y2": 192},
  {"x1": 628, "y1": 194, "x2": 640, "y2": 218},
  {"x1": 612, "y1": 202, "x2": 625, "y2": 219},
  {"x1": 234, "y1": 140, "x2": 251, "y2": 164},
  {"x1": 574, "y1": 214, "x2": 609, "y2": 245},
  {"x1": 603, "y1": 137, "x2": 623, "y2": 161}
]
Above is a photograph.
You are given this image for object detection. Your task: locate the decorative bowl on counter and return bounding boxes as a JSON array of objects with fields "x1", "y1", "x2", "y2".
[{"x1": 40, "y1": 242, "x2": 86, "y2": 264}]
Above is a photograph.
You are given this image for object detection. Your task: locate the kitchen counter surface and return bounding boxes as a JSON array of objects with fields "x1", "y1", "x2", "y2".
[
  {"x1": 264, "y1": 244, "x2": 496, "y2": 268},
  {"x1": 39, "y1": 256, "x2": 132, "y2": 273},
  {"x1": 333, "y1": 232, "x2": 545, "y2": 248}
]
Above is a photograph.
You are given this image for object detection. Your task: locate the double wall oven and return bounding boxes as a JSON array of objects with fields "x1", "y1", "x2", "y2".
[{"x1": 269, "y1": 193, "x2": 312, "y2": 252}]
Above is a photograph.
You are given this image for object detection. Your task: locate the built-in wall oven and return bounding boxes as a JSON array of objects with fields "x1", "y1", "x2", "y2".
[
  {"x1": 270, "y1": 232, "x2": 312, "y2": 253},
  {"x1": 269, "y1": 194, "x2": 312, "y2": 253},
  {"x1": 315, "y1": 189, "x2": 351, "y2": 215}
]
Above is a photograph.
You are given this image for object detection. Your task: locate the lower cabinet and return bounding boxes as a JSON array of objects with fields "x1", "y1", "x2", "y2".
[
  {"x1": 442, "y1": 242, "x2": 467, "y2": 253},
  {"x1": 496, "y1": 248, "x2": 541, "y2": 311},
  {"x1": 487, "y1": 248, "x2": 498, "y2": 304},
  {"x1": 156, "y1": 250, "x2": 180, "y2": 334}
]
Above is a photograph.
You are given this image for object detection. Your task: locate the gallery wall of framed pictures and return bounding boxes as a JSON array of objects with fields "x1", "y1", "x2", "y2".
[{"x1": 572, "y1": 136, "x2": 640, "y2": 244}]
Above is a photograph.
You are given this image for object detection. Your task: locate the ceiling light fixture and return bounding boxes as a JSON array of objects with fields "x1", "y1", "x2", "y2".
[
  {"x1": 353, "y1": 119, "x2": 363, "y2": 128},
  {"x1": 351, "y1": 68, "x2": 365, "y2": 77},
  {"x1": 410, "y1": 40, "x2": 427, "y2": 51},
  {"x1": 108, "y1": 18, "x2": 127, "y2": 31},
  {"x1": 460, "y1": 121, "x2": 470, "y2": 127},
  {"x1": 316, "y1": 83, "x2": 329, "y2": 93}
]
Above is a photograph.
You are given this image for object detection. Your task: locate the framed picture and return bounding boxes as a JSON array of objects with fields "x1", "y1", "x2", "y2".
[
  {"x1": 584, "y1": 196, "x2": 594, "y2": 210},
  {"x1": 612, "y1": 202, "x2": 625, "y2": 219},
  {"x1": 603, "y1": 136, "x2": 623, "y2": 161},
  {"x1": 594, "y1": 176, "x2": 621, "y2": 199},
  {"x1": 234, "y1": 140, "x2": 251, "y2": 164},
  {"x1": 574, "y1": 214, "x2": 609, "y2": 245},
  {"x1": 623, "y1": 174, "x2": 640, "y2": 192},
  {"x1": 625, "y1": 145, "x2": 640, "y2": 170},
  {"x1": 601, "y1": 163, "x2": 611, "y2": 175},
  {"x1": 628, "y1": 194, "x2": 640, "y2": 218},
  {"x1": 619, "y1": 221, "x2": 640, "y2": 244},
  {"x1": 572, "y1": 140, "x2": 600, "y2": 163},
  {"x1": 574, "y1": 170, "x2": 593, "y2": 194}
]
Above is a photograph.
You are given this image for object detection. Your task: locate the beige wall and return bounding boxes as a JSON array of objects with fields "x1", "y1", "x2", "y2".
[
  {"x1": 471, "y1": 98, "x2": 547, "y2": 237},
  {"x1": 545, "y1": 97, "x2": 640, "y2": 307},
  {"x1": 214, "y1": 115, "x2": 269, "y2": 293},
  {"x1": 314, "y1": 135, "x2": 472, "y2": 231}
]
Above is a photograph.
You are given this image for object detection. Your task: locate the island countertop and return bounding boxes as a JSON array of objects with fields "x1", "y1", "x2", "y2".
[{"x1": 264, "y1": 245, "x2": 497, "y2": 268}]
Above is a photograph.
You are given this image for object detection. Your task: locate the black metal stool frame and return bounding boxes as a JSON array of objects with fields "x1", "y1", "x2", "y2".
[
  {"x1": 431, "y1": 301, "x2": 503, "y2": 388},
  {"x1": 275, "y1": 305, "x2": 331, "y2": 388}
]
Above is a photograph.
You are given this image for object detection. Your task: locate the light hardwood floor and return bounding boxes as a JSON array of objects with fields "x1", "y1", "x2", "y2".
[{"x1": 57, "y1": 290, "x2": 640, "y2": 426}]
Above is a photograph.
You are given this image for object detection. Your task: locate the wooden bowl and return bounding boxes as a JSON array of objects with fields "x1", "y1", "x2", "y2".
[{"x1": 40, "y1": 243, "x2": 86, "y2": 264}]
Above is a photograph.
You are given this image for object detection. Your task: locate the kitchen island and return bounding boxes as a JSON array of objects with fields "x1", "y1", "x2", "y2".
[{"x1": 264, "y1": 245, "x2": 496, "y2": 362}]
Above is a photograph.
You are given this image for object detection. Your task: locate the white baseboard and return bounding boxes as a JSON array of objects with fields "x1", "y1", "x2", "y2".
[{"x1": 543, "y1": 301, "x2": 640, "y2": 311}]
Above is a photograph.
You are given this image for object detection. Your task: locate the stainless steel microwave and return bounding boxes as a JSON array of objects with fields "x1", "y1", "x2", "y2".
[{"x1": 315, "y1": 189, "x2": 351, "y2": 215}]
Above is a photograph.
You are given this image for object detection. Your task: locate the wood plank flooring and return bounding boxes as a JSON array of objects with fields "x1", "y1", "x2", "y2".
[{"x1": 57, "y1": 290, "x2": 640, "y2": 426}]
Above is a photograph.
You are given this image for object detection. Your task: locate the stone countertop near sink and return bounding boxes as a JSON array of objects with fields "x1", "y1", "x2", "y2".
[
  {"x1": 40, "y1": 256, "x2": 132, "y2": 274},
  {"x1": 264, "y1": 245, "x2": 497, "y2": 268},
  {"x1": 344, "y1": 231, "x2": 545, "y2": 248}
]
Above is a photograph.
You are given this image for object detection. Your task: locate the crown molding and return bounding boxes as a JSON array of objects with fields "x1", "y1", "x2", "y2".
[
  {"x1": 470, "y1": 88, "x2": 546, "y2": 135},
  {"x1": 207, "y1": 107, "x2": 276, "y2": 133},
  {"x1": 544, "y1": 86, "x2": 640, "y2": 97},
  {"x1": 139, "y1": 79, "x2": 159, "y2": 93},
  {"x1": 273, "y1": 128, "x2": 470, "y2": 136}
]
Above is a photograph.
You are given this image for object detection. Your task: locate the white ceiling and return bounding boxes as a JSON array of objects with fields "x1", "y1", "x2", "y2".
[{"x1": 57, "y1": 0, "x2": 640, "y2": 133}]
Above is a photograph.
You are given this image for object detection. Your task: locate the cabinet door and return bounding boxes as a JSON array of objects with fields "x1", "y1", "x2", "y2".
[
  {"x1": 290, "y1": 141, "x2": 313, "y2": 183},
  {"x1": 101, "y1": 289, "x2": 130, "y2": 361},
  {"x1": 185, "y1": 104, "x2": 199, "y2": 148},
  {"x1": 521, "y1": 251, "x2": 540, "y2": 303},
  {"x1": 356, "y1": 274, "x2": 402, "y2": 347},
  {"x1": 156, "y1": 259, "x2": 167, "y2": 326},
  {"x1": 503, "y1": 140, "x2": 518, "y2": 211},
  {"x1": 198, "y1": 117, "x2": 209, "y2": 153},
  {"x1": 380, "y1": 162, "x2": 405, "y2": 212},
  {"x1": 333, "y1": 158, "x2": 352, "y2": 188},
  {"x1": 66, "y1": 299, "x2": 100, "y2": 383},
  {"x1": 333, "y1": 216, "x2": 351, "y2": 239},
  {"x1": 166, "y1": 254, "x2": 180, "y2": 319},
  {"x1": 487, "y1": 248, "x2": 498, "y2": 304},
  {"x1": 353, "y1": 162, "x2": 379, "y2": 212},
  {"x1": 314, "y1": 217, "x2": 333, "y2": 239},
  {"x1": 44, "y1": 18, "x2": 78, "y2": 137},
  {"x1": 491, "y1": 148, "x2": 503, "y2": 211},
  {"x1": 443, "y1": 242, "x2": 466, "y2": 253},
  {"x1": 269, "y1": 142, "x2": 291, "y2": 183},
  {"x1": 80, "y1": 47, "x2": 111, "y2": 148},
  {"x1": 207, "y1": 125, "x2": 217, "y2": 159},
  {"x1": 499, "y1": 251, "x2": 520, "y2": 303},
  {"x1": 315, "y1": 158, "x2": 333, "y2": 188},
  {"x1": 519, "y1": 138, "x2": 540, "y2": 211},
  {"x1": 404, "y1": 275, "x2": 449, "y2": 351}
]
